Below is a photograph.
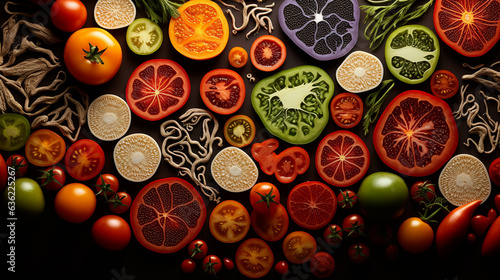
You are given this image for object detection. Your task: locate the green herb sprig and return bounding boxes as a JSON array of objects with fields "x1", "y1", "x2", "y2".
[
  {"x1": 134, "y1": 0, "x2": 186, "y2": 24},
  {"x1": 360, "y1": 0, "x2": 435, "y2": 49},
  {"x1": 362, "y1": 79, "x2": 395, "y2": 136}
]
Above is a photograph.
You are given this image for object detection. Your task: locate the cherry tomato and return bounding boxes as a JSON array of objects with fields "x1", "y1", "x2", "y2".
[
  {"x1": 323, "y1": 224, "x2": 343, "y2": 246},
  {"x1": 347, "y1": 243, "x2": 370, "y2": 264},
  {"x1": 228, "y1": 47, "x2": 248, "y2": 68},
  {"x1": 202, "y1": 255, "x2": 222, "y2": 276},
  {"x1": 107, "y1": 192, "x2": 131, "y2": 214},
  {"x1": 39, "y1": 166, "x2": 66, "y2": 191},
  {"x1": 471, "y1": 215, "x2": 489, "y2": 236},
  {"x1": 95, "y1": 174, "x2": 119, "y2": 198},
  {"x1": 25, "y1": 129, "x2": 66, "y2": 167},
  {"x1": 397, "y1": 217, "x2": 434, "y2": 253},
  {"x1": 310, "y1": 252, "x2": 335, "y2": 278},
  {"x1": 6, "y1": 154, "x2": 28, "y2": 177},
  {"x1": 181, "y1": 259, "x2": 196, "y2": 274},
  {"x1": 64, "y1": 139, "x2": 105, "y2": 181},
  {"x1": 92, "y1": 215, "x2": 131, "y2": 251},
  {"x1": 467, "y1": 233, "x2": 476, "y2": 243},
  {"x1": 410, "y1": 180, "x2": 436, "y2": 204},
  {"x1": 223, "y1": 258, "x2": 234, "y2": 270},
  {"x1": 250, "y1": 35, "x2": 287, "y2": 72},
  {"x1": 282, "y1": 231, "x2": 317, "y2": 264},
  {"x1": 489, "y1": 157, "x2": 500, "y2": 186},
  {"x1": 330, "y1": 92, "x2": 363, "y2": 128},
  {"x1": 496, "y1": 194, "x2": 500, "y2": 213},
  {"x1": 200, "y1": 69, "x2": 245, "y2": 115},
  {"x1": 50, "y1": 0, "x2": 87, "y2": 32},
  {"x1": 249, "y1": 182, "x2": 280, "y2": 213},
  {"x1": 337, "y1": 190, "x2": 357, "y2": 209},
  {"x1": 430, "y1": 70, "x2": 459, "y2": 99},
  {"x1": 274, "y1": 261, "x2": 289, "y2": 275},
  {"x1": 187, "y1": 239, "x2": 208, "y2": 260},
  {"x1": 488, "y1": 208, "x2": 498, "y2": 226},
  {"x1": 55, "y1": 183, "x2": 96, "y2": 223},
  {"x1": 342, "y1": 214, "x2": 365, "y2": 239},
  {"x1": 64, "y1": 28, "x2": 122, "y2": 85},
  {"x1": 224, "y1": 115, "x2": 256, "y2": 148}
]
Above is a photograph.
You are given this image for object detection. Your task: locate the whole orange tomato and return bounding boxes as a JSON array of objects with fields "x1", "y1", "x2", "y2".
[
  {"x1": 55, "y1": 183, "x2": 96, "y2": 223},
  {"x1": 64, "y1": 28, "x2": 122, "y2": 85},
  {"x1": 397, "y1": 217, "x2": 434, "y2": 253}
]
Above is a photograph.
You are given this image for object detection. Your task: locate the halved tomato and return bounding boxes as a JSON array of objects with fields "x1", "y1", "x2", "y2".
[
  {"x1": 126, "y1": 59, "x2": 190, "y2": 121},
  {"x1": 373, "y1": 90, "x2": 458, "y2": 177},
  {"x1": 200, "y1": 69, "x2": 245, "y2": 115},
  {"x1": 228, "y1": 47, "x2": 248, "y2": 68},
  {"x1": 168, "y1": 0, "x2": 229, "y2": 60},
  {"x1": 251, "y1": 204, "x2": 289, "y2": 242},
  {"x1": 209, "y1": 200, "x2": 250, "y2": 243},
  {"x1": 25, "y1": 129, "x2": 66, "y2": 167},
  {"x1": 430, "y1": 70, "x2": 459, "y2": 99},
  {"x1": 287, "y1": 181, "x2": 337, "y2": 230},
  {"x1": 223, "y1": 115, "x2": 255, "y2": 147},
  {"x1": 236, "y1": 238, "x2": 274, "y2": 278},
  {"x1": 64, "y1": 139, "x2": 105, "y2": 181},
  {"x1": 330, "y1": 93, "x2": 363, "y2": 129},
  {"x1": 130, "y1": 178, "x2": 206, "y2": 253},
  {"x1": 250, "y1": 35, "x2": 287, "y2": 72},
  {"x1": 315, "y1": 130, "x2": 370, "y2": 187},
  {"x1": 282, "y1": 231, "x2": 317, "y2": 264}
]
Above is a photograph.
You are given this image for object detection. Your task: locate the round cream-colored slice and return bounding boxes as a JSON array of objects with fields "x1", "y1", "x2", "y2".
[
  {"x1": 87, "y1": 94, "x2": 131, "y2": 141},
  {"x1": 211, "y1": 147, "x2": 259, "y2": 192},
  {"x1": 94, "y1": 0, "x2": 136, "y2": 30},
  {"x1": 114, "y1": 133, "x2": 161, "y2": 182},
  {"x1": 336, "y1": 51, "x2": 384, "y2": 93}
]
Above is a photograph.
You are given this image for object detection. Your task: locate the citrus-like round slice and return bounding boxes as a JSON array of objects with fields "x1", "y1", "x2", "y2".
[
  {"x1": 114, "y1": 133, "x2": 161, "y2": 182},
  {"x1": 87, "y1": 94, "x2": 131, "y2": 141},
  {"x1": 438, "y1": 154, "x2": 491, "y2": 206},
  {"x1": 336, "y1": 51, "x2": 383, "y2": 93},
  {"x1": 94, "y1": 0, "x2": 136, "y2": 30},
  {"x1": 211, "y1": 147, "x2": 259, "y2": 192}
]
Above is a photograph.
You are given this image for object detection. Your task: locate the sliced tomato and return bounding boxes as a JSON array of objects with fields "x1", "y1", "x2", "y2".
[
  {"x1": 430, "y1": 70, "x2": 459, "y2": 99},
  {"x1": 64, "y1": 139, "x2": 105, "y2": 181},
  {"x1": 25, "y1": 129, "x2": 66, "y2": 167},
  {"x1": 200, "y1": 69, "x2": 245, "y2": 115},
  {"x1": 224, "y1": 115, "x2": 255, "y2": 147},
  {"x1": 130, "y1": 178, "x2": 206, "y2": 254},
  {"x1": 274, "y1": 147, "x2": 310, "y2": 184},
  {"x1": 282, "y1": 231, "x2": 317, "y2": 264},
  {"x1": 228, "y1": 47, "x2": 248, "y2": 68},
  {"x1": 315, "y1": 130, "x2": 370, "y2": 187},
  {"x1": 236, "y1": 238, "x2": 274, "y2": 278},
  {"x1": 250, "y1": 35, "x2": 287, "y2": 72},
  {"x1": 310, "y1": 252, "x2": 335, "y2": 278},
  {"x1": 373, "y1": 90, "x2": 458, "y2": 177},
  {"x1": 126, "y1": 59, "x2": 191, "y2": 121},
  {"x1": 251, "y1": 139, "x2": 280, "y2": 175},
  {"x1": 251, "y1": 204, "x2": 289, "y2": 242},
  {"x1": 287, "y1": 181, "x2": 337, "y2": 230},
  {"x1": 330, "y1": 93, "x2": 363, "y2": 129},
  {"x1": 209, "y1": 200, "x2": 250, "y2": 243}
]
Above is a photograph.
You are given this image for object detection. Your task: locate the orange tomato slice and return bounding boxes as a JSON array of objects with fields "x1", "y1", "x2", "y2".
[{"x1": 169, "y1": 0, "x2": 229, "y2": 60}]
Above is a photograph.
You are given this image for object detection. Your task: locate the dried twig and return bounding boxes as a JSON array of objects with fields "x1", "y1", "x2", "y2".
[{"x1": 220, "y1": 0, "x2": 275, "y2": 38}]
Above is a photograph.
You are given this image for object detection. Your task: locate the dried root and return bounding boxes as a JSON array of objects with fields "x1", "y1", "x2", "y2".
[{"x1": 219, "y1": 0, "x2": 275, "y2": 38}]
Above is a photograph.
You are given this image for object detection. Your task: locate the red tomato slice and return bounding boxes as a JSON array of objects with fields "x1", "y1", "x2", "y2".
[
  {"x1": 25, "y1": 129, "x2": 66, "y2": 167},
  {"x1": 126, "y1": 59, "x2": 191, "y2": 121},
  {"x1": 430, "y1": 70, "x2": 459, "y2": 99},
  {"x1": 200, "y1": 69, "x2": 245, "y2": 115},
  {"x1": 64, "y1": 139, "x2": 104, "y2": 181},
  {"x1": 373, "y1": 90, "x2": 458, "y2": 177},
  {"x1": 274, "y1": 147, "x2": 310, "y2": 184},
  {"x1": 209, "y1": 200, "x2": 250, "y2": 243},
  {"x1": 315, "y1": 130, "x2": 370, "y2": 187},
  {"x1": 251, "y1": 204, "x2": 289, "y2": 242},
  {"x1": 282, "y1": 231, "x2": 317, "y2": 264},
  {"x1": 251, "y1": 139, "x2": 280, "y2": 175},
  {"x1": 330, "y1": 93, "x2": 363, "y2": 129},
  {"x1": 129, "y1": 178, "x2": 206, "y2": 254},
  {"x1": 287, "y1": 181, "x2": 337, "y2": 230},
  {"x1": 250, "y1": 35, "x2": 287, "y2": 72},
  {"x1": 236, "y1": 238, "x2": 274, "y2": 278}
]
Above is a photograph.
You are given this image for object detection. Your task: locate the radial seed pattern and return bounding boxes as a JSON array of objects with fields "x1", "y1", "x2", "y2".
[
  {"x1": 336, "y1": 51, "x2": 383, "y2": 93},
  {"x1": 114, "y1": 133, "x2": 161, "y2": 182},
  {"x1": 94, "y1": 0, "x2": 136, "y2": 29},
  {"x1": 211, "y1": 147, "x2": 259, "y2": 192},
  {"x1": 87, "y1": 94, "x2": 131, "y2": 141}
]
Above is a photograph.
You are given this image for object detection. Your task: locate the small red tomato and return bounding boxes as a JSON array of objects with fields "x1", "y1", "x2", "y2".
[
  {"x1": 489, "y1": 158, "x2": 500, "y2": 186},
  {"x1": 50, "y1": 0, "x2": 87, "y2": 33},
  {"x1": 384, "y1": 244, "x2": 399, "y2": 260},
  {"x1": 108, "y1": 192, "x2": 132, "y2": 214},
  {"x1": 249, "y1": 182, "x2": 280, "y2": 213},
  {"x1": 91, "y1": 215, "x2": 131, "y2": 251},
  {"x1": 274, "y1": 260, "x2": 289, "y2": 275},
  {"x1": 6, "y1": 154, "x2": 28, "y2": 177},
  {"x1": 202, "y1": 255, "x2": 222, "y2": 276},
  {"x1": 337, "y1": 189, "x2": 357, "y2": 209},
  {"x1": 39, "y1": 165, "x2": 66, "y2": 191},
  {"x1": 95, "y1": 174, "x2": 119, "y2": 199},
  {"x1": 495, "y1": 194, "x2": 500, "y2": 213},
  {"x1": 488, "y1": 208, "x2": 497, "y2": 226},
  {"x1": 322, "y1": 224, "x2": 343, "y2": 246},
  {"x1": 187, "y1": 239, "x2": 208, "y2": 260},
  {"x1": 309, "y1": 252, "x2": 335, "y2": 278},
  {"x1": 467, "y1": 233, "x2": 476, "y2": 243},
  {"x1": 181, "y1": 259, "x2": 196, "y2": 274},
  {"x1": 410, "y1": 180, "x2": 436, "y2": 204},
  {"x1": 471, "y1": 215, "x2": 489, "y2": 236},
  {"x1": 342, "y1": 214, "x2": 365, "y2": 238},
  {"x1": 223, "y1": 258, "x2": 234, "y2": 270},
  {"x1": 347, "y1": 243, "x2": 370, "y2": 264}
]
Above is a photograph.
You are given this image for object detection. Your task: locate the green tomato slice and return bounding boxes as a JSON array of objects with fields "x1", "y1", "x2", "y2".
[
  {"x1": 126, "y1": 18, "x2": 163, "y2": 55},
  {"x1": 251, "y1": 65, "x2": 335, "y2": 145},
  {"x1": 385, "y1": 25, "x2": 440, "y2": 85},
  {"x1": 0, "y1": 113, "x2": 30, "y2": 151}
]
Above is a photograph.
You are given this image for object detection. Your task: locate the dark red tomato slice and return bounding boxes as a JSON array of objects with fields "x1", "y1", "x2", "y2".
[
  {"x1": 330, "y1": 93, "x2": 363, "y2": 129},
  {"x1": 235, "y1": 238, "x2": 274, "y2": 278},
  {"x1": 315, "y1": 130, "x2": 370, "y2": 187},
  {"x1": 274, "y1": 147, "x2": 310, "y2": 184},
  {"x1": 489, "y1": 158, "x2": 500, "y2": 186},
  {"x1": 309, "y1": 252, "x2": 335, "y2": 278},
  {"x1": 282, "y1": 231, "x2": 317, "y2": 264},
  {"x1": 287, "y1": 181, "x2": 337, "y2": 230},
  {"x1": 251, "y1": 139, "x2": 280, "y2": 175},
  {"x1": 64, "y1": 139, "x2": 105, "y2": 181},
  {"x1": 250, "y1": 35, "x2": 287, "y2": 72},
  {"x1": 200, "y1": 69, "x2": 245, "y2": 115},
  {"x1": 430, "y1": 70, "x2": 459, "y2": 99},
  {"x1": 130, "y1": 178, "x2": 206, "y2": 253},
  {"x1": 126, "y1": 59, "x2": 191, "y2": 121},
  {"x1": 373, "y1": 90, "x2": 458, "y2": 177},
  {"x1": 251, "y1": 204, "x2": 289, "y2": 242}
]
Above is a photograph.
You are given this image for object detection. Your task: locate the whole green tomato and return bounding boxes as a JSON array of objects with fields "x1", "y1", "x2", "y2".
[
  {"x1": 3, "y1": 178, "x2": 45, "y2": 218},
  {"x1": 357, "y1": 172, "x2": 409, "y2": 220}
]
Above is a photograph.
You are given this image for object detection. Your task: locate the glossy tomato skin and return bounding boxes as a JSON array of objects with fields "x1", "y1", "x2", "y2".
[
  {"x1": 330, "y1": 92, "x2": 363, "y2": 128},
  {"x1": 489, "y1": 158, "x2": 500, "y2": 186},
  {"x1": 337, "y1": 190, "x2": 357, "y2": 209},
  {"x1": 323, "y1": 224, "x2": 343, "y2": 246},
  {"x1": 92, "y1": 215, "x2": 131, "y2": 251},
  {"x1": 251, "y1": 204, "x2": 289, "y2": 242},
  {"x1": 209, "y1": 200, "x2": 250, "y2": 243},
  {"x1": 0, "y1": 154, "x2": 7, "y2": 193},
  {"x1": 64, "y1": 28, "x2": 122, "y2": 85},
  {"x1": 228, "y1": 47, "x2": 248, "y2": 68},
  {"x1": 482, "y1": 215, "x2": 500, "y2": 257},
  {"x1": 55, "y1": 183, "x2": 96, "y2": 223},
  {"x1": 95, "y1": 174, "x2": 119, "y2": 198},
  {"x1": 249, "y1": 182, "x2": 280, "y2": 213},
  {"x1": 275, "y1": 261, "x2": 289, "y2": 275},
  {"x1": 65, "y1": 139, "x2": 105, "y2": 181},
  {"x1": 187, "y1": 239, "x2": 208, "y2": 260},
  {"x1": 282, "y1": 231, "x2": 317, "y2": 264},
  {"x1": 223, "y1": 258, "x2": 234, "y2": 270},
  {"x1": 108, "y1": 192, "x2": 132, "y2": 214},
  {"x1": 310, "y1": 252, "x2": 335, "y2": 278},
  {"x1": 4, "y1": 178, "x2": 45, "y2": 218},
  {"x1": 236, "y1": 238, "x2": 274, "y2": 278},
  {"x1": 202, "y1": 255, "x2": 222, "y2": 276},
  {"x1": 200, "y1": 69, "x2": 245, "y2": 115},
  {"x1": 40, "y1": 166, "x2": 66, "y2": 191},
  {"x1": 50, "y1": 0, "x2": 87, "y2": 32},
  {"x1": 6, "y1": 154, "x2": 28, "y2": 177},
  {"x1": 25, "y1": 129, "x2": 66, "y2": 167},
  {"x1": 342, "y1": 214, "x2": 365, "y2": 239},
  {"x1": 397, "y1": 217, "x2": 434, "y2": 253},
  {"x1": 181, "y1": 259, "x2": 196, "y2": 274},
  {"x1": 348, "y1": 243, "x2": 370, "y2": 264},
  {"x1": 410, "y1": 181, "x2": 436, "y2": 204}
]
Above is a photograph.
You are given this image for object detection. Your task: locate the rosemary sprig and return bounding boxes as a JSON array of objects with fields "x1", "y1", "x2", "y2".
[
  {"x1": 134, "y1": 0, "x2": 185, "y2": 24},
  {"x1": 362, "y1": 79, "x2": 395, "y2": 136},
  {"x1": 360, "y1": 0, "x2": 435, "y2": 49}
]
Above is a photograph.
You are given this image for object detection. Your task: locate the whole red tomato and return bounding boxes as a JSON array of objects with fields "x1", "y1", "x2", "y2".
[
  {"x1": 249, "y1": 182, "x2": 280, "y2": 213},
  {"x1": 275, "y1": 261, "x2": 289, "y2": 275},
  {"x1": 50, "y1": 0, "x2": 87, "y2": 32},
  {"x1": 202, "y1": 255, "x2": 222, "y2": 276},
  {"x1": 39, "y1": 166, "x2": 66, "y2": 191},
  {"x1": 323, "y1": 224, "x2": 343, "y2": 246},
  {"x1": 347, "y1": 243, "x2": 370, "y2": 264},
  {"x1": 337, "y1": 189, "x2": 357, "y2": 209},
  {"x1": 6, "y1": 154, "x2": 28, "y2": 178},
  {"x1": 410, "y1": 181, "x2": 436, "y2": 204},
  {"x1": 107, "y1": 192, "x2": 131, "y2": 214},
  {"x1": 342, "y1": 214, "x2": 365, "y2": 238},
  {"x1": 181, "y1": 259, "x2": 196, "y2": 274},
  {"x1": 95, "y1": 174, "x2": 119, "y2": 198},
  {"x1": 92, "y1": 215, "x2": 131, "y2": 251},
  {"x1": 187, "y1": 239, "x2": 208, "y2": 260}
]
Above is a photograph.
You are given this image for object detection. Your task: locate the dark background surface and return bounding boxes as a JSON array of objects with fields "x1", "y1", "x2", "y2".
[{"x1": 2, "y1": 0, "x2": 500, "y2": 279}]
